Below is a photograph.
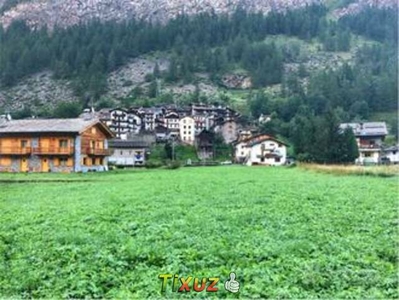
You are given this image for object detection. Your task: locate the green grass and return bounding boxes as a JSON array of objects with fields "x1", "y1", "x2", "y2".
[{"x1": 0, "y1": 167, "x2": 397, "y2": 298}]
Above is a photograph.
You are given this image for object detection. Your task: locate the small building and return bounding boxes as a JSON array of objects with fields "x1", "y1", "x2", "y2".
[
  {"x1": 108, "y1": 140, "x2": 148, "y2": 167},
  {"x1": 383, "y1": 145, "x2": 399, "y2": 164},
  {"x1": 340, "y1": 122, "x2": 388, "y2": 164},
  {"x1": 214, "y1": 119, "x2": 238, "y2": 144},
  {"x1": 180, "y1": 116, "x2": 195, "y2": 145},
  {"x1": 155, "y1": 125, "x2": 170, "y2": 142},
  {"x1": 0, "y1": 118, "x2": 114, "y2": 173},
  {"x1": 164, "y1": 111, "x2": 180, "y2": 137},
  {"x1": 139, "y1": 108, "x2": 157, "y2": 131},
  {"x1": 84, "y1": 108, "x2": 142, "y2": 139},
  {"x1": 196, "y1": 130, "x2": 214, "y2": 160},
  {"x1": 234, "y1": 134, "x2": 287, "y2": 166}
]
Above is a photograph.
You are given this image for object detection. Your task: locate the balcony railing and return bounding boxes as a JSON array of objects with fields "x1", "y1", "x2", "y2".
[
  {"x1": 85, "y1": 148, "x2": 112, "y2": 156},
  {"x1": 358, "y1": 144, "x2": 382, "y2": 150},
  {"x1": 32, "y1": 147, "x2": 74, "y2": 155},
  {"x1": 0, "y1": 147, "x2": 31, "y2": 155}
]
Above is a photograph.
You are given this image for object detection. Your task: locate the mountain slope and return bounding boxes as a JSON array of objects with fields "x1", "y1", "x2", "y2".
[
  {"x1": 0, "y1": 0, "x2": 396, "y2": 29},
  {"x1": 0, "y1": 0, "x2": 319, "y2": 28}
]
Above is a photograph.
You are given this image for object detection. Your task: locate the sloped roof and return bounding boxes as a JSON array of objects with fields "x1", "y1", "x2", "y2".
[
  {"x1": 340, "y1": 122, "x2": 388, "y2": 137},
  {"x1": 384, "y1": 145, "x2": 399, "y2": 152},
  {"x1": 108, "y1": 139, "x2": 150, "y2": 149},
  {"x1": 234, "y1": 134, "x2": 288, "y2": 147},
  {"x1": 0, "y1": 118, "x2": 114, "y2": 137}
]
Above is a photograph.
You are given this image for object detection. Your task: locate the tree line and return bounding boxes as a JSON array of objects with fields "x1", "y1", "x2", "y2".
[{"x1": 2, "y1": 4, "x2": 389, "y2": 99}]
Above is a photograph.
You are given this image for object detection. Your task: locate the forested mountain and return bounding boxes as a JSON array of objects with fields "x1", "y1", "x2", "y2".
[{"x1": 0, "y1": 0, "x2": 397, "y2": 143}]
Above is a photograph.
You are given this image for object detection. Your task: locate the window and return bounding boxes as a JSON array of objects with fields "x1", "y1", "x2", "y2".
[
  {"x1": 91, "y1": 127, "x2": 97, "y2": 134},
  {"x1": 20, "y1": 140, "x2": 28, "y2": 148},
  {"x1": 364, "y1": 153, "x2": 371, "y2": 157},
  {"x1": 91, "y1": 141, "x2": 96, "y2": 149},
  {"x1": 0, "y1": 157, "x2": 11, "y2": 166},
  {"x1": 83, "y1": 158, "x2": 88, "y2": 165},
  {"x1": 261, "y1": 157, "x2": 265, "y2": 162},
  {"x1": 99, "y1": 158, "x2": 104, "y2": 165},
  {"x1": 184, "y1": 126, "x2": 187, "y2": 129},
  {"x1": 241, "y1": 152, "x2": 244, "y2": 156},
  {"x1": 120, "y1": 150, "x2": 123, "y2": 155},
  {"x1": 92, "y1": 158, "x2": 96, "y2": 165},
  {"x1": 275, "y1": 157, "x2": 281, "y2": 163},
  {"x1": 59, "y1": 158, "x2": 68, "y2": 166},
  {"x1": 393, "y1": 151, "x2": 397, "y2": 155},
  {"x1": 278, "y1": 144, "x2": 282, "y2": 148},
  {"x1": 59, "y1": 139, "x2": 68, "y2": 148}
]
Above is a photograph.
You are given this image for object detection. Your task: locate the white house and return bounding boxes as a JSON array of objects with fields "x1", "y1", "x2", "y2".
[
  {"x1": 180, "y1": 116, "x2": 195, "y2": 145},
  {"x1": 164, "y1": 112, "x2": 180, "y2": 137},
  {"x1": 383, "y1": 145, "x2": 399, "y2": 164},
  {"x1": 234, "y1": 141, "x2": 251, "y2": 163},
  {"x1": 340, "y1": 122, "x2": 388, "y2": 165},
  {"x1": 234, "y1": 134, "x2": 287, "y2": 166},
  {"x1": 108, "y1": 140, "x2": 147, "y2": 167}
]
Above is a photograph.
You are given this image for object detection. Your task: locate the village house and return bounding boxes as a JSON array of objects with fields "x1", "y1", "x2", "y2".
[
  {"x1": 138, "y1": 108, "x2": 158, "y2": 131},
  {"x1": 164, "y1": 111, "x2": 180, "y2": 137},
  {"x1": 108, "y1": 139, "x2": 148, "y2": 167},
  {"x1": 383, "y1": 145, "x2": 399, "y2": 164},
  {"x1": 340, "y1": 122, "x2": 388, "y2": 164},
  {"x1": 214, "y1": 119, "x2": 238, "y2": 144},
  {"x1": 196, "y1": 130, "x2": 214, "y2": 160},
  {"x1": 234, "y1": 134, "x2": 287, "y2": 166},
  {"x1": 87, "y1": 108, "x2": 141, "y2": 139},
  {"x1": 180, "y1": 116, "x2": 195, "y2": 145},
  {"x1": 108, "y1": 108, "x2": 142, "y2": 139},
  {"x1": 0, "y1": 118, "x2": 114, "y2": 173},
  {"x1": 155, "y1": 125, "x2": 170, "y2": 142}
]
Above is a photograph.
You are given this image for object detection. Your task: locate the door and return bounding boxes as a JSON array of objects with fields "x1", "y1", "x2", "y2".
[
  {"x1": 20, "y1": 158, "x2": 29, "y2": 172},
  {"x1": 41, "y1": 158, "x2": 50, "y2": 172}
]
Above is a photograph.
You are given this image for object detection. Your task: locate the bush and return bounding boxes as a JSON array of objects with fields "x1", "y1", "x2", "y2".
[
  {"x1": 164, "y1": 160, "x2": 181, "y2": 170},
  {"x1": 145, "y1": 161, "x2": 162, "y2": 169}
]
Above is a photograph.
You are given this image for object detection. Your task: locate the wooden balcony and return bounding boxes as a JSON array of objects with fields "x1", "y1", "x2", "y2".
[
  {"x1": 85, "y1": 148, "x2": 112, "y2": 156},
  {"x1": 32, "y1": 147, "x2": 74, "y2": 155},
  {"x1": 0, "y1": 147, "x2": 31, "y2": 155}
]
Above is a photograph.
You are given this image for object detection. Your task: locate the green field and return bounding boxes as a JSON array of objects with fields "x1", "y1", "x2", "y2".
[{"x1": 0, "y1": 167, "x2": 397, "y2": 298}]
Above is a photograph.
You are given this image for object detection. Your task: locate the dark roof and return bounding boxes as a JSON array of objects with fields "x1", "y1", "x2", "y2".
[
  {"x1": 108, "y1": 139, "x2": 150, "y2": 149},
  {"x1": 155, "y1": 125, "x2": 169, "y2": 133},
  {"x1": 0, "y1": 118, "x2": 114, "y2": 137}
]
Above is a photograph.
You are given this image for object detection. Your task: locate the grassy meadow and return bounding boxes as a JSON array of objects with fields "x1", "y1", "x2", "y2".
[{"x1": 0, "y1": 167, "x2": 398, "y2": 298}]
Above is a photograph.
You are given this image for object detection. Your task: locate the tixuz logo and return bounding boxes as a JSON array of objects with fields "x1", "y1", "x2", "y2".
[{"x1": 159, "y1": 272, "x2": 240, "y2": 293}]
